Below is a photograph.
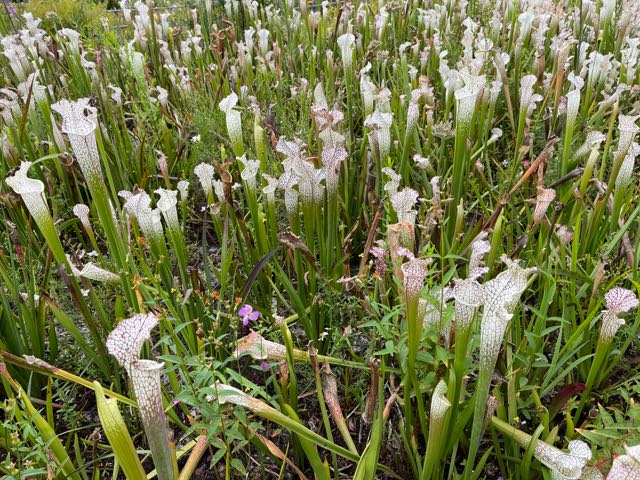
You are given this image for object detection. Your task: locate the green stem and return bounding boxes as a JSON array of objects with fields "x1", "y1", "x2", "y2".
[{"x1": 463, "y1": 361, "x2": 493, "y2": 479}]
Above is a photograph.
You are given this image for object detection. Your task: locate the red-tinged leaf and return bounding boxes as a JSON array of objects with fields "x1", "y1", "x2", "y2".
[{"x1": 548, "y1": 382, "x2": 586, "y2": 419}]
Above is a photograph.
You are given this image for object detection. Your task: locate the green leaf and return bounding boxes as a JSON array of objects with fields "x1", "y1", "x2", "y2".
[
  {"x1": 230, "y1": 458, "x2": 246, "y2": 476},
  {"x1": 352, "y1": 372, "x2": 384, "y2": 480},
  {"x1": 521, "y1": 425, "x2": 544, "y2": 478},
  {"x1": 239, "y1": 248, "x2": 278, "y2": 301},
  {"x1": 94, "y1": 382, "x2": 146, "y2": 480},
  {"x1": 373, "y1": 340, "x2": 394, "y2": 356},
  {"x1": 576, "y1": 428, "x2": 624, "y2": 446},
  {"x1": 283, "y1": 404, "x2": 329, "y2": 480},
  {"x1": 10, "y1": 374, "x2": 80, "y2": 480}
]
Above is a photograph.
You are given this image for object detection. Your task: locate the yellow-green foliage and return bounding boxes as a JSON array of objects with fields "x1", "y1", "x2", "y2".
[{"x1": 26, "y1": 0, "x2": 109, "y2": 33}]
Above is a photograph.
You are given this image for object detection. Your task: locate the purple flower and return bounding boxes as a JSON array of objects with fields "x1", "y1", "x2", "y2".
[
  {"x1": 260, "y1": 361, "x2": 270, "y2": 371},
  {"x1": 238, "y1": 304, "x2": 260, "y2": 326}
]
